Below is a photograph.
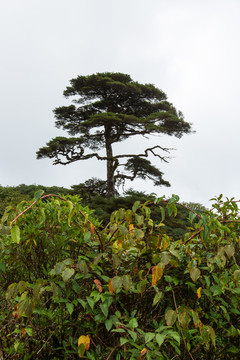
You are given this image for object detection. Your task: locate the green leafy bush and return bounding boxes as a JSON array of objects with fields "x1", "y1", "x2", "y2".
[{"x1": 0, "y1": 193, "x2": 240, "y2": 359}]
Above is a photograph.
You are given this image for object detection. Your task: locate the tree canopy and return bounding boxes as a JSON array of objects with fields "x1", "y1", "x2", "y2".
[{"x1": 37, "y1": 72, "x2": 193, "y2": 197}]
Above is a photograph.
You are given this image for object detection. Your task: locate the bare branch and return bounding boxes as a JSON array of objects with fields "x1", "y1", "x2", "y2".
[{"x1": 51, "y1": 144, "x2": 173, "y2": 165}]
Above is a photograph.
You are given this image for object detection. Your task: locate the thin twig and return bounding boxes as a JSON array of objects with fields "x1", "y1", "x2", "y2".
[
  {"x1": 106, "y1": 345, "x2": 121, "y2": 360},
  {"x1": 36, "y1": 333, "x2": 54, "y2": 355},
  {"x1": 170, "y1": 284, "x2": 195, "y2": 360}
]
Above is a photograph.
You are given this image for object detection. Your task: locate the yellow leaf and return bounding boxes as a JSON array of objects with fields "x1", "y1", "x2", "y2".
[
  {"x1": 112, "y1": 240, "x2": 122, "y2": 251},
  {"x1": 129, "y1": 224, "x2": 134, "y2": 233},
  {"x1": 152, "y1": 265, "x2": 163, "y2": 286},
  {"x1": 197, "y1": 287, "x2": 202, "y2": 299},
  {"x1": 78, "y1": 335, "x2": 90, "y2": 357},
  {"x1": 140, "y1": 348, "x2": 147, "y2": 356},
  {"x1": 78, "y1": 335, "x2": 90, "y2": 350},
  {"x1": 90, "y1": 223, "x2": 95, "y2": 235},
  {"x1": 84, "y1": 214, "x2": 88, "y2": 225}
]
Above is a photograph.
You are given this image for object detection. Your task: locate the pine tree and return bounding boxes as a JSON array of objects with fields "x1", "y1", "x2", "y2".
[{"x1": 37, "y1": 72, "x2": 192, "y2": 197}]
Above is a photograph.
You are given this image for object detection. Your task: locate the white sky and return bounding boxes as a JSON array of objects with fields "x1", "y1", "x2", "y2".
[{"x1": 1, "y1": 0, "x2": 240, "y2": 207}]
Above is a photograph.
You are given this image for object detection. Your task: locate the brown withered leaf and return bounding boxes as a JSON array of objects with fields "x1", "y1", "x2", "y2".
[{"x1": 94, "y1": 279, "x2": 102, "y2": 293}]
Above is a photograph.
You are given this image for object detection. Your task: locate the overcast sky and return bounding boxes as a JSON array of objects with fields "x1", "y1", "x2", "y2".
[{"x1": 1, "y1": 0, "x2": 240, "y2": 207}]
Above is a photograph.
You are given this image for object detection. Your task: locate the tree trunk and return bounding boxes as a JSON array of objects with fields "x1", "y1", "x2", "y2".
[{"x1": 105, "y1": 125, "x2": 115, "y2": 198}]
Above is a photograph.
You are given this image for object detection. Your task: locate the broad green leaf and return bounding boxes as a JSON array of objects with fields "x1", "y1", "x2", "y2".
[
  {"x1": 189, "y1": 211, "x2": 197, "y2": 222},
  {"x1": 129, "y1": 318, "x2": 138, "y2": 329},
  {"x1": 63, "y1": 258, "x2": 74, "y2": 266},
  {"x1": 156, "y1": 333, "x2": 166, "y2": 347},
  {"x1": 111, "y1": 328, "x2": 126, "y2": 333},
  {"x1": 100, "y1": 303, "x2": 109, "y2": 318},
  {"x1": 111, "y1": 276, "x2": 122, "y2": 292},
  {"x1": 208, "y1": 325, "x2": 216, "y2": 346},
  {"x1": 17, "y1": 299, "x2": 32, "y2": 318},
  {"x1": 25, "y1": 299, "x2": 34, "y2": 317},
  {"x1": 204, "y1": 275, "x2": 210, "y2": 288},
  {"x1": 66, "y1": 200, "x2": 74, "y2": 213},
  {"x1": 14, "y1": 340, "x2": 20, "y2": 351},
  {"x1": 165, "y1": 309, "x2": 177, "y2": 326},
  {"x1": 137, "y1": 279, "x2": 147, "y2": 294},
  {"x1": 232, "y1": 287, "x2": 240, "y2": 294},
  {"x1": 224, "y1": 245, "x2": 235, "y2": 258},
  {"x1": 5, "y1": 282, "x2": 18, "y2": 300},
  {"x1": 145, "y1": 332, "x2": 155, "y2": 343},
  {"x1": 67, "y1": 210, "x2": 74, "y2": 227},
  {"x1": 152, "y1": 254, "x2": 160, "y2": 264},
  {"x1": 128, "y1": 330, "x2": 137, "y2": 342},
  {"x1": 153, "y1": 291, "x2": 163, "y2": 306},
  {"x1": 34, "y1": 189, "x2": 44, "y2": 201},
  {"x1": 51, "y1": 282, "x2": 61, "y2": 298},
  {"x1": 84, "y1": 231, "x2": 91, "y2": 242},
  {"x1": 118, "y1": 224, "x2": 128, "y2": 235},
  {"x1": 112, "y1": 254, "x2": 120, "y2": 269},
  {"x1": 180, "y1": 311, "x2": 191, "y2": 330},
  {"x1": 78, "y1": 298, "x2": 86, "y2": 309},
  {"x1": 18, "y1": 281, "x2": 28, "y2": 294},
  {"x1": 190, "y1": 268, "x2": 201, "y2": 282},
  {"x1": 86, "y1": 296, "x2": 94, "y2": 310},
  {"x1": 220, "y1": 305, "x2": 230, "y2": 321},
  {"x1": 169, "y1": 249, "x2": 180, "y2": 258},
  {"x1": 62, "y1": 267, "x2": 75, "y2": 282},
  {"x1": 226, "y1": 325, "x2": 237, "y2": 337},
  {"x1": 160, "y1": 206, "x2": 165, "y2": 222},
  {"x1": 132, "y1": 201, "x2": 141, "y2": 213},
  {"x1": 72, "y1": 280, "x2": 81, "y2": 294},
  {"x1": 200, "y1": 324, "x2": 210, "y2": 344},
  {"x1": 33, "y1": 282, "x2": 43, "y2": 302},
  {"x1": 135, "y1": 214, "x2": 144, "y2": 226},
  {"x1": 120, "y1": 337, "x2": 128, "y2": 346},
  {"x1": 134, "y1": 228, "x2": 145, "y2": 240},
  {"x1": 25, "y1": 327, "x2": 33, "y2": 336},
  {"x1": 11, "y1": 225, "x2": 20, "y2": 244},
  {"x1": 164, "y1": 275, "x2": 177, "y2": 284},
  {"x1": 39, "y1": 208, "x2": 46, "y2": 225},
  {"x1": 0, "y1": 262, "x2": 6, "y2": 272},
  {"x1": 191, "y1": 310, "x2": 200, "y2": 328},
  {"x1": 105, "y1": 319, "x2": 113, "y2": 331},
  {"x1": 160, "y1": 253, "x2": 170, "y2": 265},
  {"x1": 93, "y1": 253, "x2": 102, "y2": 265},
  {"x1": 234, "y1": 270, "x2": 240, "y2": 280},
  {"x1": 53, "y1": 262, "x2": 66, "y2": 275},
  {"x1": 78, "y1": 343, "x2": 86, "y2": 358},
  {"x1": 167, "y1": 331, "x2": 181, "y2": 345},
  {"x1": 66, "y1": 302, "x2": 74, "y2": 315},
  {"x1": 122, "y1": 275, "x2": 132, "y2": 292},
  {"x1": 210, "y1": 285, "x2": 223, "y2": 296},
  {"x1": 227, "y1": 345, "x2": 239, "y2": 354}
]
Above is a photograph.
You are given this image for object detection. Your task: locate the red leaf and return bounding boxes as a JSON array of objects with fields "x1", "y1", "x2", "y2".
[{"x1": 94, "y1": 279, "x2": 102, "y2": 293}]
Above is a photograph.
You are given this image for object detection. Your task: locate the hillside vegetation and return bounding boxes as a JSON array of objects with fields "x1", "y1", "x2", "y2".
[{"x1": 0, "y1": 190, "x2": 240, "y2": 359}]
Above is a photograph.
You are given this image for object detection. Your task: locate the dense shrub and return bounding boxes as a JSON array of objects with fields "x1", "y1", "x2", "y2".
[{"x1": 0, "y1": 193, "x2": 240, "y2": 359}]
